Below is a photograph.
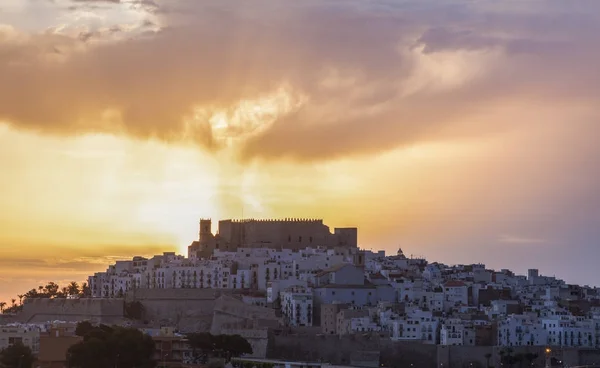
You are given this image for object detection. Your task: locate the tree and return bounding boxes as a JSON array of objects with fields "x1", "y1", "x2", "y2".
[
  {"x1": 0, "y1": 302, "x2": 5, "y2": 313},
  {"x1": 17, "y1": 295, "x2": 24, "y2": 305},
  {"x1": 67, "y1": 325, "x2": 155, "y2": 368},
  {"x1": 220, "y1": 335, "x2": 253, "y2": 359},
  {"x1": 524, "y1": 353, "x2": 538, "y2": 367},
  {"x1": 59, "y1": 286, "x2": 69, "y2": 298},
  {"x1": 68, "y1": 282, "x2": 80, "y2": 296},
  {"x1": 75, "y1": 321, "x2": 95, "y2": 337},
  {"x1": 10, "y1": 299, "x2": 16, "y2": 307},
  {"x1": 484, "y1": 352, "x2": 492, "y2": 368},
  {"x1": 187, "y1": 333, "x2": 252, "y2": 363},
  {"x1": 24, "y1": 289, "x2": 38, "y2": 301},
  {"x1": 80, "y1": 282, "x2": 91, "y2": 297},
  {"x1": 513, "y1": 353, "x2": 525, "y2": 368},
  {"x1": 124, "y1": 301, "x2": 145, "y2": 320},
  {"x1": 0, "y1": 341, "x2": 35, "y2": 368},
  {"x1": 44, "y1": 282, "x2": 59, "y2": 298}
]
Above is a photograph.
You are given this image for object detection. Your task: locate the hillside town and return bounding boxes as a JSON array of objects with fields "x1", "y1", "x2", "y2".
[{"x1": 2, "y1": 219, "x2": 600, "y2": 367}]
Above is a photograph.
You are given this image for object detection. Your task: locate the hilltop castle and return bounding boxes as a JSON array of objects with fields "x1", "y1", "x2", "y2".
[{"x1": 188, "y1": 218, "x2": 358, "y2": 258}]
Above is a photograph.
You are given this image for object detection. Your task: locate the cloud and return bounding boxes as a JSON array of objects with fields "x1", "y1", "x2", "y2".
[
  {"x1": 498, "y1": 235, "x2": 546, "y2": 245},
  {"x1": 0, "y1": 0, "x2": 599, "y2": 163}
]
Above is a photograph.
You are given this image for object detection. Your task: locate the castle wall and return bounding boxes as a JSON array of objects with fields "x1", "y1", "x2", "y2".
[
  {"x1": 220, "y1": 328, "x2": 269, "y2": 358},
  {"x1": 18, "y1": 298, "x2": 125, "y2": 324},
  {"x1": 267, "y1": 334, "x2": 436, "y2": 368},
  {"x1": 127, "y1": 288, "x2": 220, "y2": 332},
  {"x1": 124, "y1": 289, "x2": 279, "y2": 333},
  {"x1": 267, "y1": 334, "x2": 600, "y2": 368},
  {"x1": 216, "y1": 219, "x2": 357, "y2": 251}
]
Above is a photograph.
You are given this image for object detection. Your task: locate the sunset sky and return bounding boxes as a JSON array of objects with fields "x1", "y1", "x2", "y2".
[{"x1": 1, "y1": 0, "x2": 599, "y2": 302}]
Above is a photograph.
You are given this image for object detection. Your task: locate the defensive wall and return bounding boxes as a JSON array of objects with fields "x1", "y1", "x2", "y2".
[
  {"x1": 211, "y1": 295, "x2": 278, "y2": 358},
  {"x1": 267, "y1": 334, "x2": 600, "y2": 368},
  {"x1": 18, "y1": 298, "x2": 125, "y2": 324},
  {"x1": 127, "y1": 288, "x2": 223, "y2": 332},
  {"x1": 194, "y1": 218, "x2": 358, "y2": 255},
  {"x1": 221, "y1": 328, "x2": 269, "y2": 358}
]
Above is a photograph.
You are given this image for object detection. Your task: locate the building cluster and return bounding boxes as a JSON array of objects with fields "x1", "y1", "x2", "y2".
[
  {"x1": 0, "y1": 322, "x2": 220, "y2": 367},
  {"x1": 0, "y1": 322, "x2": 81, "y2": 367},
  {"x1": 2, "y1": 218, "x2": 575, "y2": 354}
]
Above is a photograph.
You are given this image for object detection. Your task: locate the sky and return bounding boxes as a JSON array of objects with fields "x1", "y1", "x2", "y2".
[{"x1": 1, "y1": 0, "x2": 599, "y2": 302}]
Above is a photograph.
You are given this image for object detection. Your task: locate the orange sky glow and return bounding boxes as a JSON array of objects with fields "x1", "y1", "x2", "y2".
[{"x1": 1, "y1": 0, "x2": 600, "y2": 302}]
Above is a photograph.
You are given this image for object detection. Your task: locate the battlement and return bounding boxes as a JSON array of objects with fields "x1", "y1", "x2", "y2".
[
  {"x1": 191, "y1": 218, "x2": 357, "y2": 257},
  {"x1": 227, "y1": 218, "x2": 323, "y2": 224}
]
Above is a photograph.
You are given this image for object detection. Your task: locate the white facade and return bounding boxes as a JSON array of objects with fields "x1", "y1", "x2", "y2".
[
  {"x1": 498, "y1": 315, "x2": 548, "y2": 347},
  {"x1": 541, "y1": 315, "x2": 597, "y2": 348},
  {"x1": 389, "y1": 309, "x2": 439, "y2": 344},
  {"x1": 281, "y1": 286, "x2": 313, "y2": 327},
  {"x1": 314, "y1": 286, "x2": 377, "y2": 307},
  {"x1": 0, "y1": 325, "x2": 41, "y2": 355},
  {"x1": 443, "y1": 281, "x2": 469, "y2": 311},
  {"x1": 349, "y1": 316, "x2": 381, "y2": 333},
  {"x1": 440, "y1": 319, "x2": 467, "y2": 346}
]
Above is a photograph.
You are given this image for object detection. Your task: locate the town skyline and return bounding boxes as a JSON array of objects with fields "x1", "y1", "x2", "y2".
[{"x1": 2, "y1": 0, "x2": 600, "y2": 305}]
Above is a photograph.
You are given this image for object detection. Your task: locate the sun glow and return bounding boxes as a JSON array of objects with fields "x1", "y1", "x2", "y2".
[{"x1": 198, "y1": 86, "x2": 307, "y2": 144}]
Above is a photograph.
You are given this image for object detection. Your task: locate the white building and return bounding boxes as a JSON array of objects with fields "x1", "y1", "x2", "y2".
[
  {"x1": 389, "y1": 309, "x2": 439, "y2": 344},
  {"x1": 281, "y1": 286, "x2": 313, "y2": 327},
  {"x1": 443, "y1": 280, "x2": 469, "y2": 311},
  {"x1": 0, "y1": 325, "x2": 41, "y2": 355},
  {"x1": 498, "y1": 314, "x2": 548, "y2": 347},
  {"x1": 541, "y1": 314, "x2": 596, "y2": 348},
  {"x1": 440, "y1": 319, "x2": 467, "y2": 346}
]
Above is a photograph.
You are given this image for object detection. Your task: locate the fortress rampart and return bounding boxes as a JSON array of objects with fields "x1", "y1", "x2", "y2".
[{"x1": 19, "y1": 298, "x2": 125, "y2": 324}]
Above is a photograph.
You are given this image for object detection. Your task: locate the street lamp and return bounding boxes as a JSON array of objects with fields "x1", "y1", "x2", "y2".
[{"x1": 545, "y1": 348, "x2": 551, "y2": 368}]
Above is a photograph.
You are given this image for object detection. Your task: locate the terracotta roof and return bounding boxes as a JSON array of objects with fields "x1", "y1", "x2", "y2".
[{"x1": 444, "y1": 280, "x2": 467, "y2": 287}]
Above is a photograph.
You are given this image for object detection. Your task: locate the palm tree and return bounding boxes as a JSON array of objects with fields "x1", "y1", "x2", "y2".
[
  {"x1": 67, "y1": 281, "x2": 80, "y2": 296},
  {"x1": 44, "y1": 282, "x2": 59, "y2": 297},
  {"x1": 11, "y1": 298, "x2": 16, "y2": 307},
  {"x1": 17, "y1": 294, "x2": 24, "y2": 305},
  {"x1": 25, "y1": 289, "x2": 38, "y2": 300},
  {"x1": 80, "y1": 282, "x2": 91, "y2": 297},
  {"x1": 484, "y1": 352, "x2": 492, "y2": 368},
  {"x1": 0, "y1": 302, "x2": 6, "y2": 313}
]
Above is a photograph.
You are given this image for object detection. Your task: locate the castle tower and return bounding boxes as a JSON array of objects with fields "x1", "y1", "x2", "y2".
[
  {"x1": 353, "y1": 250, "x2": 365, "y2": 269},
  {"x1": 199, "y1": 219, "x2": 212, "y2": 242}
]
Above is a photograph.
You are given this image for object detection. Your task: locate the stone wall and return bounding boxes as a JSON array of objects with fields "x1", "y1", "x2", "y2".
[
  {"x1": 18, "y1": 298, "x2": 125, "y2": 324},
  {"x1": 128, "y1": 288, "x2": 221, "y2": 332},
  {"x1": 578, "y1": 348, "x2": 600, "y2": 366},
  {"x1": 267, "y1": 334, "x2": 436, "y2": 368},
  {"x1": 221, "y1": 328, "x2": 269, "y2": 358},
  {"x1": 267, "y1": 335, "x2": 600, "y2": 368}
]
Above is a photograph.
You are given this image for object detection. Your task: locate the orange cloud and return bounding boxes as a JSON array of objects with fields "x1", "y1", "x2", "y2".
[{"x1": 1, "y1": 0, "x2": 599, "y2": 163}]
